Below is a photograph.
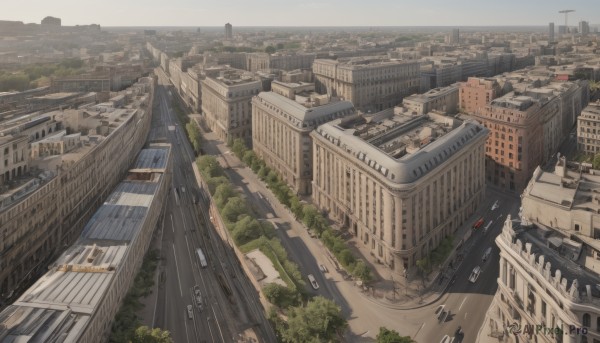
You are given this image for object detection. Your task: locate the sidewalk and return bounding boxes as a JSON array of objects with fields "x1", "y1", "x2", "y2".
[
  {"x1": 341, "y1": 194, "x2": 495, "y2": 310},
  {"x1": 192, "y1": 116, "x2": 499, "y2": 311}
]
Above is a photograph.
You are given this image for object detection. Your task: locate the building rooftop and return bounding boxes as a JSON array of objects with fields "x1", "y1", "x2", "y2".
[
  {"x1": 254, "y1": 91, "x2": 355, "y2": 128},
  {"x1": 0, "y1": 145, "x2": 170, "y2": 342},
  {"x1": 507, "y1": 221, "x2": 600, "y2": 298},
  {"x1": 314, "y1": 112, "x2": 488, "y2": 184},
  {"x1": 525, "y1": 163, "x2": 600, "y2": 213}
]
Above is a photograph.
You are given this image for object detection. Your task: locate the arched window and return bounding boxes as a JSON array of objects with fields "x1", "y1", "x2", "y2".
[{"x1": 583, "y1": 313, "x2": 591, "y2": 327}]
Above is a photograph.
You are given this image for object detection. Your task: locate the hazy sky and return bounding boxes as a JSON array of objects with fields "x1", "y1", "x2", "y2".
[{"x1": 4, "y1": 0, "x2": 600, "y2": 27}]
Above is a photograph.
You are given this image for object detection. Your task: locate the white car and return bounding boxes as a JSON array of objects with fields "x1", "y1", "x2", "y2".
[
  {"x1": 308, "y1": 274, "x2": 319, "y2": 290},
  {"x1": 319, "y1": 264, "x2": 328, "y2": 273},
  {"x1": 469, "y1": 266, "x2": 482, "y2": 283},
  {"x1": 187, "y1": 304, "x2": 193, "y2": 319},
  {"x1": 491, "y1": 200, "x2": 499, "y2": 211}
]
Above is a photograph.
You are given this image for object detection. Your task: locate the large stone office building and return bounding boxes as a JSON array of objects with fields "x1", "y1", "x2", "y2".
[
  {"x1": 310, "y1": 111, "x2": 488, "y2": 275},
  {"x1": 252, "y1": 81, "x2": 356, "y2": 195},
  {"x1": 201, "y1": 68, "x2": 262, "y2": 144},
  {"x1": 480, "y1": 159, "x2": 600, "y2": 343},
  {"x1": 313, "y1": 57, "x2": 420, "y2": 112}
]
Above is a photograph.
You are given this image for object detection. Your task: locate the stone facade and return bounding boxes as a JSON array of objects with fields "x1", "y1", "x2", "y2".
[
  {"x1": 313, "y1": 57, "x2": 421, "y2": 112},
  {"x1": 252, "y1": 82, "x2": 356, "y2": 195},
  {"x1": 201, "y1": 69, "x2": 262, "y2": 144},
  {"x1": 577, "y1": 102, "x2": 600, "y2": 155},
  {"x1": 310, "y1": 112, "x2": 488, "y2": 276}
]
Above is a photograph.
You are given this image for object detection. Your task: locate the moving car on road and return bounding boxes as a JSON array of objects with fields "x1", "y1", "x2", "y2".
[
  {"x1": 187, "y1": 305, "x2": 193, "y2": 319},
  {"x1": 196, "y1": 248, "x2": 207, "y2": 268},
  {"x1": 491, "y1": 200, "x2": 499, "y2": 211},
  {"x1": 194, "y1": 286, "x2": 203, "y2": 310},
  {"x1": 482, "y1": 247, "x2": 492, "y2": 262},
  {"x1": 472, "y1": 217, "x2": 484, "y2": 229},
  {"x1": 308, "y1": 274, "x2": 319, "y2": 290},
  {"x1": 468, "y1": 266, "x2": 481, "y2": 283}
]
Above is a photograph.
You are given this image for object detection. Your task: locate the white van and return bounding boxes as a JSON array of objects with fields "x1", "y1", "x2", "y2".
[{"x1": 482, "y1": 247, "x2": 492, "y2": 262}]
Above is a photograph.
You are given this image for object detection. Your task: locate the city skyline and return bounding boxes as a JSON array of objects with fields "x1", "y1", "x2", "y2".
[{"x1": 3, "y1": 0, "x2": 600, "y2": 27}]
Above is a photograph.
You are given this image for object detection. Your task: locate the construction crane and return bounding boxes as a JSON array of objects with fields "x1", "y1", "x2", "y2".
[{"x1": 559, "y1": 9, "x2": 575, "y2": 33}]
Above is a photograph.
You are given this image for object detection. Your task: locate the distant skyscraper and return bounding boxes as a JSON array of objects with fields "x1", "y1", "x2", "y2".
[
  {"x1": 549, "y1": 22, "x2": 555, "y2": 42},
  {"x1": 558, "y1": 25, "x2": 567, "y2": 35},
  {"x1": 449, "y1": 28, "x2": 460, "y2": 44},
  {"x1": 224, "y1": 23, "x2": 233, "y2": 40},
  {"x1": 579, "y1": 20, "x2": 590, "y2": 36}
]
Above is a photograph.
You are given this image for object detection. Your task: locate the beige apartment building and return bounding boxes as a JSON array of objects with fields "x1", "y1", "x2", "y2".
[
  {"x1": 201, "y1": 68, "x2": 262, "y2": 144},
  {"x1": 310, "y1": 112, "x2": 488, "y2": 275},
  {"x1": 313, "y1": 57, "x2": 421, "y2": 112},
  {"x1": 0, "y1": 78, "x2": 154, "y2": 302},
  {"x1": 252, "y1": 81, "x2": 356, "y2": 195},
  {"x1": 246, "y1": 52, "x2": 316, "y2": 72},
  {"x1": 578, "y1": 102, "x2": 600, "y2": 155},
  {"x1": 402, "y1": 83, "x2": 459, "y2": 115},
  {"x1": 480, "y1": 160, "x2": 600, "y2": 343}
]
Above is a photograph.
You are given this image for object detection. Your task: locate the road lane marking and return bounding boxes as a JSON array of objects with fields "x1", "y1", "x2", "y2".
[
  {"x1": 170, "y1": 214, "x2": 174, "y2": 234},
  {"x1": 172, "y1": 244, "x2": 183, "y2": 297},
  {"x1": 414, "y1": 322, "x2": 425, "y2": 338},
  {"x1": 183, "y1": 312, "x2": 191, "y2": 343},
  {"x1": 459, "y1": 297, "x2": 468, "y2": 311},
  {"x1": 211, "y1": 305, "x2": 226, "y2": 342}
]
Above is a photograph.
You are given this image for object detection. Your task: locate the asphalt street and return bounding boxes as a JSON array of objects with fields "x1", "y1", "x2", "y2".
[{"x1": 151, "y1": 70, "x2": 275, "y2": 343}]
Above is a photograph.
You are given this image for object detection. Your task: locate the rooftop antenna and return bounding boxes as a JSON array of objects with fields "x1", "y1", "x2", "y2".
[{"x1": 559, "y1": 10, "x2": 575, "y2": 33}]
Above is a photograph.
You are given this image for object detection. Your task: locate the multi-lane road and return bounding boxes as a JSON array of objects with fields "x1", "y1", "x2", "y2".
[
  {"x1": 155, "y1": 66, "x2": 522, "y2": 343},
  {"x1": 150, "y1": 71, "x2": 275, "y2": 343}
]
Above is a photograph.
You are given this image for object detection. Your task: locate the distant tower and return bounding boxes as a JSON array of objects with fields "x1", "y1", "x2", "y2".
[
  {"x1": 579, "y1": 21, "x2": 590, "y2": 36},
  {"x1": 449, "y1": 28, "x2": 460, "y2": 44},
  {"x1": 548, "y1": 22, "x2": 555, "y2": 42},
  {"x1": 41, "y1": 16, "x2": 61, "y2": 26},
  {"x1": 225, "y1": 23, "x2": 233, "y2": 40}
]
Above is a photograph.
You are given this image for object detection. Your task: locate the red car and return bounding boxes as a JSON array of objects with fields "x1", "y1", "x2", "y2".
[{"x1": 473, "y1": 218, "x2": 484, "y2": 229}]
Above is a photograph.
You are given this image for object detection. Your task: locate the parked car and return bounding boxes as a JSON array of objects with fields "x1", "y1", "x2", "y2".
[
  {"x1": 472, "y1": 218, "x2": 484, "y2": 229},
  {"x1": 319, "y1": 264, "x2": 328, "y2": 273}
]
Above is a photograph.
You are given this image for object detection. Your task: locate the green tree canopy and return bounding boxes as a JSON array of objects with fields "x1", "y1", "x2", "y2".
[
  {"x1": 376, "y1": 327, "x2": 414, "y2": 343},
  {"x1": 197, "y1": 155, "x2": 223, "y2": 178},
  {"x1": 213, "y1": 183, "x2": 236, "y2": 209},
  {"x1": 231, "y1": 215, "x2": 262, "y2": 245},
  {"x1": 281, "y1": 296, "x2": 347, "y2": 343},
  {"x1": 131, "y1": 326, "x2": 174, "y2": 343},
  {"x1": 221, "y1": 196, "x2": 248, "y2": 223}
]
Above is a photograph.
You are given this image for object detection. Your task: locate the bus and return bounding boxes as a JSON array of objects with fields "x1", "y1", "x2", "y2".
[{"x1": 196, "y1": 248, "x2": 207, "y2": 268}]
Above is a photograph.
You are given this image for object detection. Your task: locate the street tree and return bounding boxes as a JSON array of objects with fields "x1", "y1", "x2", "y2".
[
  {"x1": 376, "y1": 327, "x2": 414, "y2": 343},
  {"x1": 221, "y1": 197, "x2": 248, "y2": 223},
  {"x1": 281, "y1": 296, "x2": 347, "y2": 343},
  {"x1": 131, "y1": 326, "x2": 174, "y2": 343}
]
